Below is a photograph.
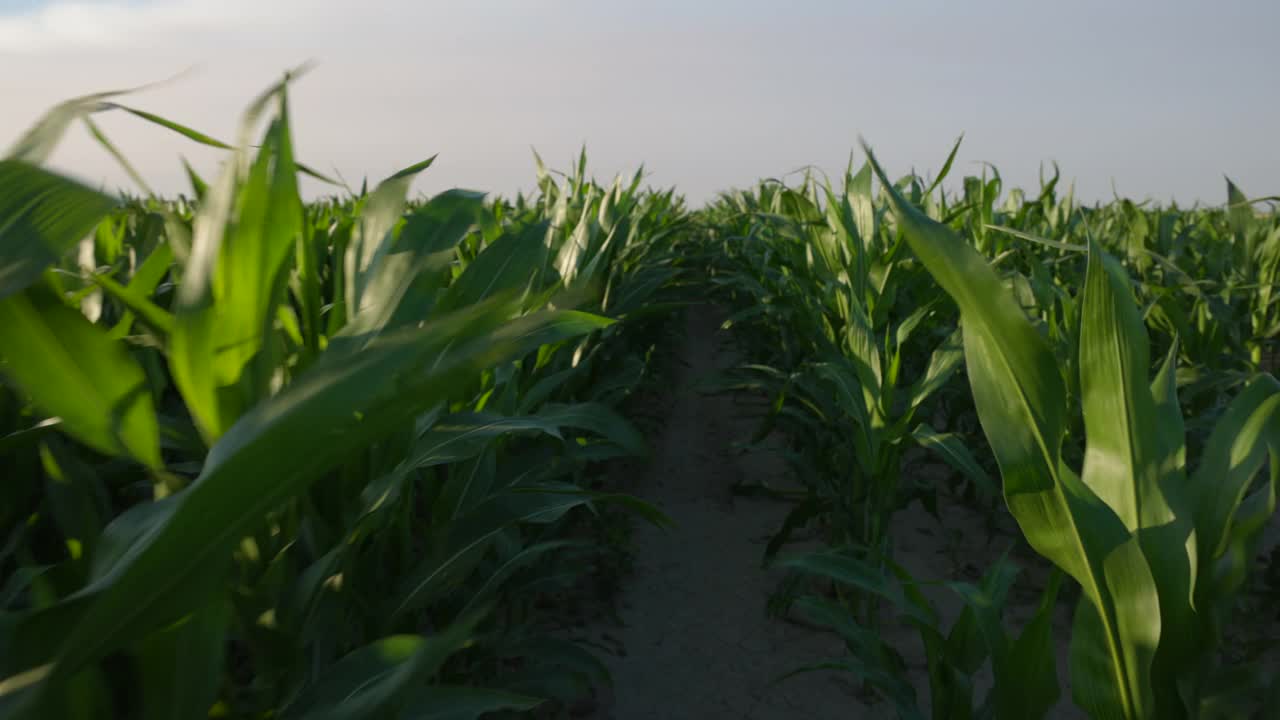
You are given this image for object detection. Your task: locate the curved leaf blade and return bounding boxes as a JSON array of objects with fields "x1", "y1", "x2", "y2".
[
  {"x1": 0, "y1": 161, "x2": 117, "y2": 299},
  {"x1": 0, "y1": 287, "x2": 160, "y2": 468}
]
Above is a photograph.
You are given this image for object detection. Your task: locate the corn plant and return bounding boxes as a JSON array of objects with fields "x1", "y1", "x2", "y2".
[
  {"x1": 866, "y1": 145, "x2": 1280, "y2": 719},
  {"x1": 0, "y1": 74, "x2": 683, "y2": 719},
  {"x1": 779, "y1": 548, "x2": 1063, "y2": 720},
  {"x1": 703, "y1": 160, "x2": 995, "y2": 629}
]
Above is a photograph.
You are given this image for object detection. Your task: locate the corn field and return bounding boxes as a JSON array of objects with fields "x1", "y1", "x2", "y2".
[{"x1": 2, "y1": 76, "x2": 1278, "y2": 719}]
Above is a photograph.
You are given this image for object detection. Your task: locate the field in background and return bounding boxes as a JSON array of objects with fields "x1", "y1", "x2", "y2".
[{"x1": 2, "y1": 77, "x2": 1279, "y2": 719}]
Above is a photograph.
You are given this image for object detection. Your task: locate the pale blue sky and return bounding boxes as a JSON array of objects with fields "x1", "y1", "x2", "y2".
[{"x1": 1, "y1": 0, "x2": 1276, "y2": 205}]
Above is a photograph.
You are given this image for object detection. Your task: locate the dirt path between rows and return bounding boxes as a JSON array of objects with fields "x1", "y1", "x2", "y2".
[{"x1": 580, "y1": 306, "x2": 872, "y2": 719}]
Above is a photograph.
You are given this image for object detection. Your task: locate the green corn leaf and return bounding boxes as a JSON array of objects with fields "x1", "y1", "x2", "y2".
[
  {"x1": 81, "y1": 116, "x2": 152, "y2": 195},
  {"x1": 1225, "y1": 177, "x2": 1253, "y2": 241},
  {"x1": 997, "y1": 570, "x2": 1063, "y2": 719},
  {"x1": 441, "y1": 221, "x2": 552, "y2": 312},
  {"x1": 180, "y1": 157, "x2": 207, "y2": 201},
  {"x1": 1079, "y1": 241, "x2": 1199, "y2": 716},
  {"x1": 908, "y1": 329, "x2": 963, "y2": 409},
  {"x1": 894, "y1": 303, "x2": 934, "y2": 349},
  {"x1": 457, "y1": 540, "x2": 582, "y2": 617},
  {"x1": 945, "y1": 553, "x2": 1019, "y2": 675},
  {"x1": 1187, "y1": 375, "x2": 1280, "y2": 630},
  {"x1": 1191, "y1": 374, "x2": 1280, "y2": 564},
  {"x1": 0, "y1": 286, "x2": 161, "y2": 468},
  {"x1": 390, "y1": 488, "x2": 614, "y2": 620},
  {"x1": 843, "y1": 299, "x2": 882, "y2": 404},
  {"x1": 535, "y1": 402, "x2": 647, "y2": 456},
  {"x1": 925, "y1": 134, "x2": 964, "y2": 197},
  {"x1": 402, "y1": 414, "x2": 561, "y2": 471},
  {"x1": 275, "y1": 546, "x2": 342, "y2": 633},
  {"x1": 90, "y1": 272, "x2": 175, "y2": 337},
  {"x1": 911, "y1": 424, "x2": 997, "y2": 499},
  {"x1": 1204, "y1": 456, "x2": 1278, "y2": 616},
  {"x1": 4, "y1": 302, "x2": 598, "y2": 712},
  {"x1": 106, "y1": 240, "x2": 174, "y2": 339},
  {"x1": 777, "y1": 549, "x2": 932, "y2": 626},
  {"x1": 1078, "y1": 238, "x2": 1167, "y2": 532},
  {"x1": 132, "y1": 596, "x2": 229, "y2": 720},
  {"x1": 285, "y1": 613, "x2": 484, "y2": 720},
  {"x1": 847, "y1": 161, "x2": 876, "y2": 257},
  {"x1": 7, "y1": 85, "x2": 148, "y2": 164},
  {"x1": 762, "y1": 497, "x2": 831, "y2": 564},
  {"x1": 104, "y1": 105, "x2": 232, "y2": 150},
  {"x1": 1082, "y1": 240, "x2": 1199, "y2": 716},
  {"x1": 1072, "y1": 534, "x2": 1163, "y2": 719},
  {"x1": 865, "y1": 144, "x2": 1159, "y2": 718},
  {"x1": 399, "y1": 686, "x2": 544, "y2": 720},
  {"x1": 498, "y1": 633, "x2": 610, "y2": 691},
  {"x1": 38, "y1": 437, "x2": 107, "y2": 556},
  {"x1": 343, "y1": 156, "x2": 437, "y2": 322},
  {"x1": 1149, "y1": 341, "x2": 1186, "y2": 477},
  {"x1": 331, "y1": 189, "x2": 485, "y2": 355},
  {"x1": 554, "y1": 188, "x2": 597, "y2": 285},
  {"x1": 0, "y1": 161, "x2": 118, "y2": 299},
  {"x1": 168, "y1": 79, "x2": 301, "y2": 442}
]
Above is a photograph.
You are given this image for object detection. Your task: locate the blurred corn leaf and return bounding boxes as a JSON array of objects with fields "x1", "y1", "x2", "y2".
[
  {"x1": 0, "y1": 285, "x2": 161, "y2": 468},
  {"x1": 0, "y1": 162, "x2": 117, "y2": 299}
]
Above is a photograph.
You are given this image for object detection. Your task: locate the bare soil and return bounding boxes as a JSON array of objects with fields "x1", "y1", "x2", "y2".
[{"x1": 576, "y1": 305, "x2": 868, "y2": 719}]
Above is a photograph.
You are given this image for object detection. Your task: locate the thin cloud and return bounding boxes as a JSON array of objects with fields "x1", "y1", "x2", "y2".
[
  {"x1": 0, "y1": 1, "x2": 1274, "y2": 205},
  {"x1": 0, "y1": 0, "x2": 292, "y2": 52}
]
